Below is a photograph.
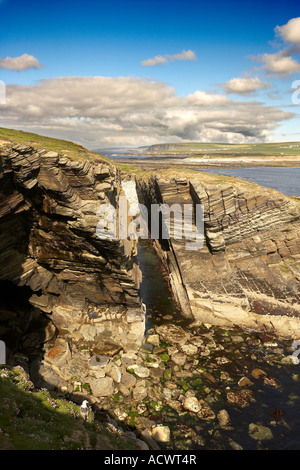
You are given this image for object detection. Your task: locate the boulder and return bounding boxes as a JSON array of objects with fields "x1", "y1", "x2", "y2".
[{"x1": 88, "y1": 377, "x2": 114, "y2": 397}]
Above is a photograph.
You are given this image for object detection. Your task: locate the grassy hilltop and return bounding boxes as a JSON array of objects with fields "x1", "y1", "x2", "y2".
[
  {"x1": 139, "y1": 141, "x2": 300, "y2": 158},
  {"x1": 0, "y1": 127, "x2": 113, "y2": 163}
]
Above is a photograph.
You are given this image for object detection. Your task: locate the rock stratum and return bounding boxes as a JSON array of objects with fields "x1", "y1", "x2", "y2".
[
  {"x1": 1, "y1": 131, "x2": 300, "y2": 449},
  {"x1": 0, "y1": 139, "x2": 145, "y2": 377},
  {"x1": 136, "y1": 172, "x2": 300, "y2": 336}
]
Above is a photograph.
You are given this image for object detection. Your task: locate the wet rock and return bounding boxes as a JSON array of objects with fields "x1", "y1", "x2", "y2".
[
  {"x1": 217, "y1": 409, "x2": 231, "y2": 428},
  {"x1": 189, "y1": 337, "x2": 204, "y2": 348},
  {"x1": 197, "y1": 400, "x2": 216, "y2": 421},
  {"x1": 249, "y1": 423, "x2": 273, "y2": 441},
  {"x1": 229, "y1": 440, "x2": 243, "y2": 450},
  {"x1": 202, "y1": 371, "x2": 216, "y2": 384},
  {"x1": 226, "y1": 389, "x2": 255, "y2": 408},
  {"x1": 281, "y1": 355, "x2": 297, "y2": 365},
  {"x1": 251, "y1": 368, "x2": 267, "y2": 380},
  {"x1": 238, "y1": 376, "x2": 253, "y2": 387},
  {"x1": 183, "y1": 396, "x2": 201, "y2": 413},
  {"x1": 156, "y1": 324, "x2": 190, "y2": 346}
]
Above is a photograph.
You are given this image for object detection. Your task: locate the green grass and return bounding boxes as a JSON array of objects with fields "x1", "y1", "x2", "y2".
[
  {"x1": 0, "y1": 127, "x2": 145, "y2": 179},
  {"x1": 0, "y1": 127, "x2": 112, "y2": 163},
  {"x1": 142, "y1": 141, "x2": 300, "y2": 157},
  {"x1": 0, "y1": 365, "x2": 139, "y2": 450}
]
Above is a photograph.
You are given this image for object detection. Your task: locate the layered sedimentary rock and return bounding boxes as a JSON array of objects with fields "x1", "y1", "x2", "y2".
[
  {"x1": 136, "y1": 173, "x2": 300, "y2": 336},
  {"x1": 0, "y1": 142, "x2": 145, "y2": 367}
]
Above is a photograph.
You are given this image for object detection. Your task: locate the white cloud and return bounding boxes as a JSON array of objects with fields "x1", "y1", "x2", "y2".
[
  {"x1": 220, "y1": 75, "x2": 272, "y2": 95},
  {"x1": 0, "y1": 76, "x2": 293, "y2": 148},
  {"x1": 275, "y1": 17, "x2": 300, "y2": 45},
  {"x1": 0, "y1": 54, "x2": 42, "y2": 71},
  {"x1": 141, "y1": 49, "x2": 196, "y2": 66},
  {"x1": 253, "y1": 50, "x2": 300, "y2": 76},
  {"x1": 186, "y1": 90, "x2": 231, "y2": 105}
]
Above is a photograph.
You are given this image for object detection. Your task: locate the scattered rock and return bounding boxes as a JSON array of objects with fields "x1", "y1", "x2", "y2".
[
  {"x1": 88, "y1": 377, "x2": 114, "y2": 397},
  {"x1": 156, "y1": 324, "x2": 190, "y2": 346},
  {"x1": 93, "y1": 339, "x2": 122, "y2": 356},
  {"x1": 88, "y1": 355, "x2": 110, "y2": 369},
  {"x1": 226, "y1": 389, "x2": 255, "y2": 408},
  {"x1": 151, "y1": 425, "x2": 171, "y2": 443},
  {"x1": 181, "y1": 344, "x2": 198, "y2": 355},
  {"x1": 238, "y1": 376, "x2": 253, "y2": 387},
  {"x1": 170, "y1": 352, "x2": 187, "y2": 366},
  {"x1": 197, "y1": 400, "x2": 216, "y2": 421},
  {"x1": 217, "y1": 409, "x2": 230, "y2": 428},
  {"x1": 146, "y1": 334, "x2": 160, "y2": 347},
  {"x1": 251, "y1": 368, "x2": 267, "y2": 380},
  {"x1": 121, "y1": 353, "x2": 137, "y2": 368},
  {"x1": 183, "y1": 396, "x2": 201, "y2": 413},
  {"x1": 249, "y1": 423, "x2": 273, "y2": 441},
  {"x1": 120, "y1": 370, "x2": 137, "y2": 389},
  {"x1": 106, "y1": 362, "x2": 122, "y2": 383},
  {"x1": 128, "y1": 365, "x2": 150, "y2": 378}
]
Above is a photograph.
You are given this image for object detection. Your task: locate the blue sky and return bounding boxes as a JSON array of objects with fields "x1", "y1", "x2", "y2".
[{"x1": 0, "y1": 0, "x2": 300, "y2": 148}]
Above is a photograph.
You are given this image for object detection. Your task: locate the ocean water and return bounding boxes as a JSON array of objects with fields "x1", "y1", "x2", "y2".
[{"x1": 196, "y1": 166, "x2": 300, "y2": 197}]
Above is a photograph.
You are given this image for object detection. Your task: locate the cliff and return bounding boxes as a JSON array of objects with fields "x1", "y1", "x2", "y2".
[
  {"x1": 0, "y1": 131, "x2": 145, "y2": 393},
  {"x1": 136, "y1": 171, "x2": 300, "y2": 336}
]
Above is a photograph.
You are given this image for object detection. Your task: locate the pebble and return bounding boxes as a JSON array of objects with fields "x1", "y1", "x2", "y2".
[
  {"x1": 238, "y1": 376, "x2": 253, "y2": 387},
  {"x1": 249, "y1": 423, "x2": 273, "y2": 441},
  {"x1": 183, "y1": 396, "x2": 201, "y2": 413},
  {"x1": 217, "y1": 409, "x2": 230, "y2": 428},
  {"x1": 151, "y1": 425, "x2": 171, "y2": 443},
  {"x1": 128, "y1": 365, "x2": 150, "y2": 378}
]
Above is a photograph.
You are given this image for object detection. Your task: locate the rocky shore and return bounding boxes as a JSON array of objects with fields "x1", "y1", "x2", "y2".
[
  {"x1": 1, "y1": 130, "x2": 300, "y2": 450},
  {"x1": 31, "y1": 317, "x2": 299, "y2": 450}
]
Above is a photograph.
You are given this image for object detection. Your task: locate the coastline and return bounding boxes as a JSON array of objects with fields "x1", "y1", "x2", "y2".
[{"x1": 113, "y1": 154, "x2": 300, "y2": 170}]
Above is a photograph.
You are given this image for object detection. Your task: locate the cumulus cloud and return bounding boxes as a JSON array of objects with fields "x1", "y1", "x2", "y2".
[
  {"x1": 0, "y1": 53, "x2": 42, "y2": 71},
  {"x1": 275, "y1": 17, "x2": 300, "y2": 45},
  {"x1": 0, "y1": 76, "x2": 294, "y2": 148},
  {"x1": 141, "y1": 49, "x2": 196, "y2": 66},
  {"x1": 220, "y1": 75, "x2": 272, "y2": 95},
  {"x1": 252, "y1": 50, "x2": 300, "y2": 76}
]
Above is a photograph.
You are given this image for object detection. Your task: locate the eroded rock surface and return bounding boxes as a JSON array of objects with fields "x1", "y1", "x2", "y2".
[
  {"x1": 0, "y1": 142, "x2": 144, "y2": 367},
  {"x1": 137, "y1": 173, "x2": 300, "y2": 336}
]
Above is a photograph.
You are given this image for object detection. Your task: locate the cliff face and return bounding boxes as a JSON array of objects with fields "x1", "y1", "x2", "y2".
[
  {"x1": 136, "y1": 173, "x2": 300, "y2": 337},
  {"x1": 0, "y1": 142, "x2": 144, "y2": 367}
]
